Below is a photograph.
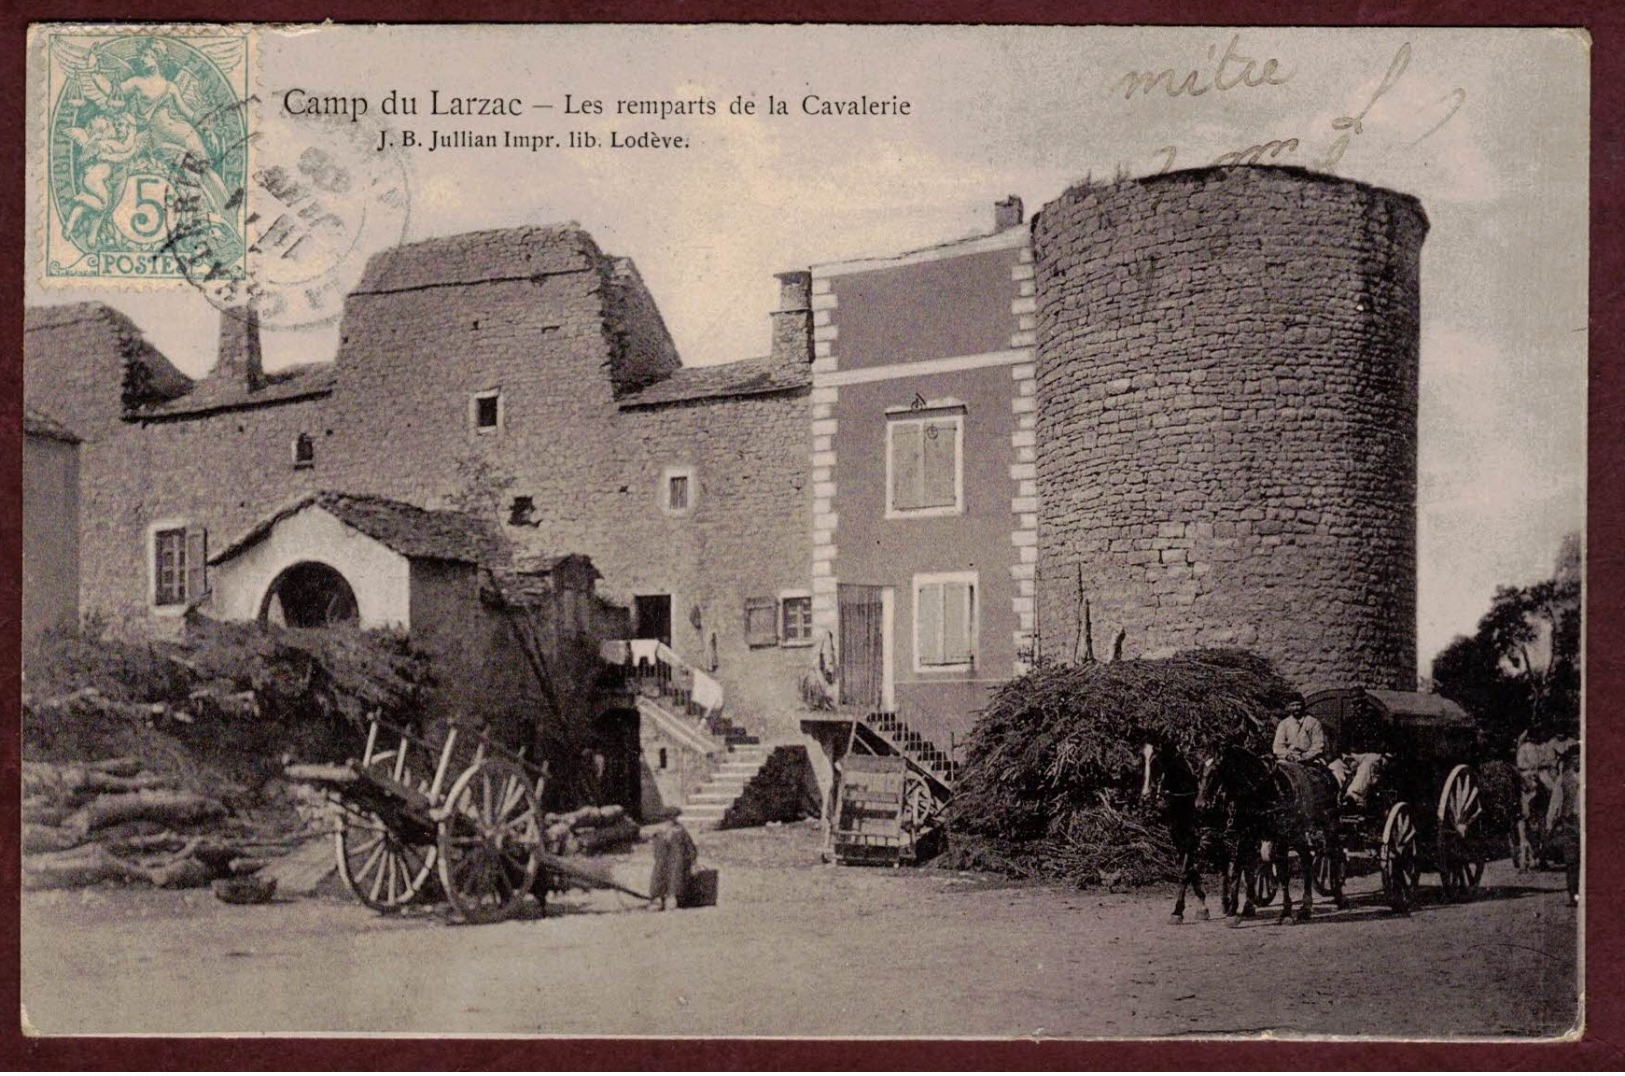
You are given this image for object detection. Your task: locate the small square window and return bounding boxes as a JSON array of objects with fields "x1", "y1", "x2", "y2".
[
  {"x1": 471, "y1": 390, "x2": 503, "y2": 433},
  {"x1": 661, "y1": 466, "x2": 695, "y2": 515},
  {"x1": 780, "y1": 595, "x2": 813, "y2": 645},
  {"x1": 292, "y1": 433, "x2": 315, "y2": 469}
]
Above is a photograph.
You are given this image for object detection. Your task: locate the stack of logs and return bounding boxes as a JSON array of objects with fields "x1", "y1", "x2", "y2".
[
  {"x1": 542, "y1": 804, "x2": 641, "y2": 856},
  {"x1": 22, "y1": 757, "x2": 314, "y2": 892}
]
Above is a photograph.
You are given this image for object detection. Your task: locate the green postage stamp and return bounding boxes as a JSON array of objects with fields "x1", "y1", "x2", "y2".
[{"x1": 42, "y1": 28, "x2": 250, "y2": 282}]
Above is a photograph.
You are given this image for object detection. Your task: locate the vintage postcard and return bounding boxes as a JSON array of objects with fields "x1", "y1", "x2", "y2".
[{"x1": 20, "y1": 24, "x2": 1586, "y2": 1039}]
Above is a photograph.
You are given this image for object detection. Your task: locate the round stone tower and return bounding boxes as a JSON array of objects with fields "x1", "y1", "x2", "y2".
[{"x1": 1031, "y1": 166, "x2": 1427, "y2": 690}]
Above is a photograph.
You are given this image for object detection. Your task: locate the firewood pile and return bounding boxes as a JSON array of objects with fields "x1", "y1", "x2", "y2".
[
  {"x1": 543, "y1": 804, "x2": 640, "y2": 856},
  {"x1": 22, "y1": 754, "x2": 317, "y2": 893}
]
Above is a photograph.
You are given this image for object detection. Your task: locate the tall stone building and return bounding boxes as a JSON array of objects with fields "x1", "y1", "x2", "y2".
[{"x1": 1031, "y1": 167, "x2": 1425, "y2": 690}]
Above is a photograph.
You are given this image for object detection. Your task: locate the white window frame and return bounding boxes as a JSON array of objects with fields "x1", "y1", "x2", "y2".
[
  {"x1": 778, "y1": 589, "x2": 814, "y2": 647},
  {"x1": 146, "y1": 519, "x2": 206, "y2": 617},
  {"x1": 912, "y1": 571, "x2": 978, "y2": 673},
  {"x1": 885, "y1": 408, "x2": 965, "y2": 519},
  {"x1": 470, "y1": 389, "x2": 504, "y2": 435},
  {"x1": 661, "y1": 465, "x2": 696, "y2": 516}
]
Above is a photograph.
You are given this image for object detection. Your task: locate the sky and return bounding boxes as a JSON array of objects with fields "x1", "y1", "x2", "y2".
[{"x1": 24, "y1": 25, "x2": 1589, "y2": 675}]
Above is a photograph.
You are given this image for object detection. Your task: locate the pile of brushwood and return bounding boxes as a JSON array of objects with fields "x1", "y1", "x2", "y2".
[
  {"x1": 21, "y1": 617, "x2": 432, "y2": 892},
  {"x1": 937, "y1": 649, "x2": 1293, "y2": 889}
]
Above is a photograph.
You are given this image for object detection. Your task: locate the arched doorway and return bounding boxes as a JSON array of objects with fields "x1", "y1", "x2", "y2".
[{"x1": 260, "y1": 561, "x2": 359, "y2": 628}]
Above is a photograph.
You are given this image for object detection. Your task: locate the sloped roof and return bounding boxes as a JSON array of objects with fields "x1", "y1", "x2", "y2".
[
  {"x1": 135, "y1": 363, "x2": 337, "y2": 420},
  {"x1": 618, "y1": 355, "x2": 811, "y2": 409},
  {"x1": 24, "y1": 405, "x2": 81, "y2": 443},
  {"x1": 484, "y1": 556, "x2": 601, "y2": 607},
  {"x1": 212, "y1": 491, "x2": 508, "y2": 567},
  {"x1": 352, "y1": 224, "x2": 602, "y2": 295},
  {"x1": 25, "y1": 302, "x2": 194, "y2": 409}
]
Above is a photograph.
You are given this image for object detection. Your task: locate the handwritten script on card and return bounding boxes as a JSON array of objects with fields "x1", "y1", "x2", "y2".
[{"x1": 1110, "y1": 42, "x2": 1466, "y2": 179}]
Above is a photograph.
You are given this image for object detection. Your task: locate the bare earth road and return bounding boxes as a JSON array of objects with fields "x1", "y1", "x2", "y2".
[{"x1": 22, "y1": 822, "x2": 1579, "y2": 1039}]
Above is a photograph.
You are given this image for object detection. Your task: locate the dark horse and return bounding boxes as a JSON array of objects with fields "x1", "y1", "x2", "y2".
[
  {"x1": 1198, "y1": 741, "x2": 1347, "y2": 923},
  {"x1": 1141, "y1": 738, "x2": 1243, "y2": 924}
]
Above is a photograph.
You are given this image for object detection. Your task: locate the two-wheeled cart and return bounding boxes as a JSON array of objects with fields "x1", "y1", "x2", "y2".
[{"x1": 288, "y1": 715, "x2": 647, "y2": 923}]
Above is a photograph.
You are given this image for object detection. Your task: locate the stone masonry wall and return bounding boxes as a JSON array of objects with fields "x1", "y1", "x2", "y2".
[
  {"x1": 611, "y1": 392, "x2": 813, "y2": 740},
  {"x1": 1032, "y1": 167, "x2": 1426, "y2": 690}
]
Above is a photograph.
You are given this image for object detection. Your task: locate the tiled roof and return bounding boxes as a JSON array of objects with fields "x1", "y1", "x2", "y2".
[
  {"x1": 212, "y1": 491, "x2": 509, "y2": 567},
  {"x1": 618, "y1": 356, "x2": 811, "y2": 409},
  {"x1": 24, "y1": 405, "x2": 81, "y2": 443},
  {"x1": 25, "y1": 302, "x2": 194, "y2": 409},
  {"x1": 134, "y1": 363, "x2": 337, "y2": 420},
  {"x1": 353, "y1": 224, "x2": 601, "y2": 295}
]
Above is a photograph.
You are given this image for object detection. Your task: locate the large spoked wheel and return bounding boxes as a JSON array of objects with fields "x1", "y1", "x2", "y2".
[
  {"x1": 436, "y1": 757, "x2": 542, "y2": 924},
  {"x1": 335, "y1": 749, "x2": 438, "y2": 912},
  {"x1": 1437, "y1": 764, "x2": 1487, "y2": 901},
  {"x1": 902, "y1": 771, "x2": 938, "y2": 835},
  {"x1": 1380, "y1": 802, "x2": 1421, "y2": 914}
]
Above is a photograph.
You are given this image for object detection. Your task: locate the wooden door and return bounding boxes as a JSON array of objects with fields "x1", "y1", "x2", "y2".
[{"x1": 838, "y1": 584, "x2": 886, "y2": 710}]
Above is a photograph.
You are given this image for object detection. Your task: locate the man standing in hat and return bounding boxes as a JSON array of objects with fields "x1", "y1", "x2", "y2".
[{"x1": 1272, "y1": 695, "x2": 1327, "y2": 764}]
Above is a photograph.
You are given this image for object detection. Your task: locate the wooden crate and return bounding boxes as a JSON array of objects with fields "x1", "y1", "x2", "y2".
[{"x1": 832, "y1": 754, "x2": 910, "y2": 866}]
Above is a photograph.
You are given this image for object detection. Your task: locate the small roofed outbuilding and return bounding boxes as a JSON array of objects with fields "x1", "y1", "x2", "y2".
[{"x1": 206, "y1": 491, "x2": 509, "y2": 631}]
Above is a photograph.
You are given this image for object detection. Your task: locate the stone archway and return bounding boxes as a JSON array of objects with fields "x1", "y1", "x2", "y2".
[{"x1": 260, "y1": 561, "x2": 359, "y2": 629}]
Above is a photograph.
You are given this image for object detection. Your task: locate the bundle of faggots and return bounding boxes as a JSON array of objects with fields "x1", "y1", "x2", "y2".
[
  {"x1": 21, "y1": 754, "x2": 315, "y2": 892},
  {"x1": 542, "y1": 804, "x2": 641, "y2": 856}
]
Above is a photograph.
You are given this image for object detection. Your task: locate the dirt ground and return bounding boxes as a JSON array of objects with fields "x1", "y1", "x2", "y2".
[{"x1": 21, "y1": 820, "x2": 1580, "y2": 1039}]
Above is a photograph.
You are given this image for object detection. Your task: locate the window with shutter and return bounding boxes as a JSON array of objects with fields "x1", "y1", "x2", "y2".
[
  {"x1": 913, "y1": 572, "x2": 976, "y2": 670},
  {"x1": 744, "y1": 596, "x2": 779, "y2": 647},
  {"x1": 887, "y1": 412, "x2": 963, "y2": 517},
  {"x1": 153, "y1": 525, "x2": 207, "y2": 607}
]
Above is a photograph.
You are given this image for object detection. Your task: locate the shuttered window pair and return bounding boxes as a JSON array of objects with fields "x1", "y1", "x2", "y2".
[
  {"x1": 915, "y1": 574, "x2": 976, "y2": 668},
  {"x1": 154, "y1": 525, "x2": 207, "y2": 607},
  {"x1": 888, "y1": 414, "x2": 962, "y2": 515},
  {"x1": 744, "y1": 595, "x2": 814, "y2": 647}
]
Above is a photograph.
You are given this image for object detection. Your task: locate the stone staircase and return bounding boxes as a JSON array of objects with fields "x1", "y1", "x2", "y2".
[
  {"x1": 679, "y1": 744, "x2": 771, "y2": 828},
  {"x1": 601, "y1": 638, "x2": 765, "y2": 827}
]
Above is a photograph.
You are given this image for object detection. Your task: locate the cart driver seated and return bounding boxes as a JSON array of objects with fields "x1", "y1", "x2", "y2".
[{"x1": 1272, "y1": 695, "x2": 1327, "y2": 765}]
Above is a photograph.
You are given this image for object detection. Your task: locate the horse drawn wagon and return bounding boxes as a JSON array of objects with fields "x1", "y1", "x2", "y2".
[
  {"x1": 288, "y1": 714, "x2": 648, "y2": 923},
  {"x1": 1300, "y1": 688, "x2": 1500, "y2": 913}
]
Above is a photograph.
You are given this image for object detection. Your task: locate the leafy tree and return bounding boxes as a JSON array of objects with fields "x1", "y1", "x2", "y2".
[{"x1": 1432, "y1": 533, "x2": 1581, "y2": 749}]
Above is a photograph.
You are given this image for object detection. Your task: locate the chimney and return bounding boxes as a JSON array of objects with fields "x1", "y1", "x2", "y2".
[
  {"x1": 770, "y1": 270, "x2": 813, "y2": 366},
  {"x1": 216, "y1": 308, "x2": 266, "y2": 392},
  {"x1": 995, "y1": 195, "x2": 1024, "y2": 232}
]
